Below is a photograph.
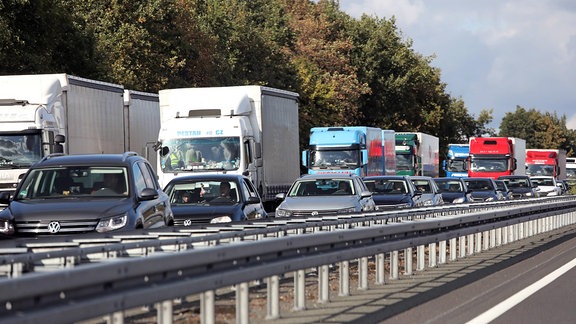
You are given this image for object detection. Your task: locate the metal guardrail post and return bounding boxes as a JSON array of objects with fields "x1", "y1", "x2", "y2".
[
  {"x1": 358, "y1": 257, "x2": 368, "y2": 290},
  {"x1": 156, "y1": 300, "x2": 173, "y2": 324},
  {"x1": 439, "y1": 240, "x2": 446, "y2": 264},
  {"x1": 294, "y1": 269, "x2": 306, "y2": 311},
  {"x1": 449, "y1": 238, "x2": 457, "y2": 261},
  {"x1": 467, "y1": 234, "x2": 474, "y2": 255},
  {"x1": 474, "y1": 233, "x2": 482, "y2": 253},
  {"x1": 459, "y1": 236, "x2": 466, "y2": 258},
  {"x1": 403, "y1": 248, "x2": 412, "y2": 276},
  {"x1": 428, "y1": 243, "x2": 437, "y2": 267},
  {"x1": 375, "y1": 253, "x2": 385, "y2": 285},
  {"x1": 339, "y1": 261, "x2": 350, "y2": 297},
  {"x1": 236, "y1": 282, "x2": 249, "y2": 324},
  {"x1": 318, "y1": 265, "x2": 329, "y2": 303},
  {"x1": 200, "y1": 290, "x2": 215, "y2": 324},
  {"x1": 104, "y1": 311, "x2": 124, "y2": 324},
  {"x1": 416, "y1": 245, "x2": 425, "y2": 271},
  {"x1": 266, "y1": 275, "x2": 280, "y2": 319}
]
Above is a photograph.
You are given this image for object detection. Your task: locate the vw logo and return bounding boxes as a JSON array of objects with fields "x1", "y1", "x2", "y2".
[
  {"x1": 47, "y1": 221, "x2": 61, "y2": 234},
  {"x1": 311, "y1": 211, "x2": 319, "y2": 216},
  {"x1": 183, "y1": 219, "x2": 192, "y2": 227}
]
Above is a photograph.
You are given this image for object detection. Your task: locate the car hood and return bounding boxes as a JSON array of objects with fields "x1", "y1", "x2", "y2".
[
  {"x1": 371, "y1": 194, "x2": 412, "y2": 205},
  {"x1": 279, "y1": 196, "x2": 360, "y2": 210},
  {"x1": 172, "y1": 204, "x2": 240, "y2": 217},
  {"x1": 6, "y1": 198, "x2": 132, "y2": 221},
  {"x1": 440, "y1": 192, "x2": 466, "y2": 202}
]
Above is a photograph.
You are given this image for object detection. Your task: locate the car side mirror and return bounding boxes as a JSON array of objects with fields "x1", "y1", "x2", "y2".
[
  {"x1": 246, "y1": 196, "x2": 261, "y2": 204},
  {"x1": 0, "y1": 191, "x2": 11, "y2": 204},
  {"x1": 139, "y1": 188, "x2": 159, "y2": 201},
  {"x1": 275, "y1": 193, "x2": 286, "y2": 200},
  {"x1": 360, "y1": 190, "x2": 372, "y2": 198}
]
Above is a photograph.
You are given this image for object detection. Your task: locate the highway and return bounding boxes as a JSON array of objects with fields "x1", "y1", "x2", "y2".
[{"x1": 246, "y1": 224, "x2": 576, "y2": 324}]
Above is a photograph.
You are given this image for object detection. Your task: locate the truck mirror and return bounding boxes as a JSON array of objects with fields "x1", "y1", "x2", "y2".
[
  {"x1": 361, "y1": 150, "x2": 368, "y2": 166},
  {"x1": 161, "y1": 146, "x2": 170, "y2": 157},
  {"x1": 54, "y1": 143, "x2": 64, "y2": 154},
  {"x1": 55, "y1": 134, "x2": 66, "y2": 143}
]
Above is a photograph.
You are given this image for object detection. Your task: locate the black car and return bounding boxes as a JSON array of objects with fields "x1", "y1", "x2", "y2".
[
  {"x1": 433, "y1": 177, "x2": 472, "y2": 204},
  {"x1": 0, "y1": 152, "x2": 173, "y2": 236},
  {"x1": 363, "y1": 175, "x2": 422, "y2": 209},
  {"x1": 463, "y1": 178, "x2": 505, "y2": 202},
  {"x1": 497, "y1": 175, "x2": 538, "y2": 199},
  {"x1": 163, "y1": 174, "x2": 267, "y2": 225}
]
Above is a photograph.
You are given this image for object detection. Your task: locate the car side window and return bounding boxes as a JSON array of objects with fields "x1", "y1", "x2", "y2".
[
  {"x1": 132, "y1": 163, "x2": 147, "y2": 194},
  {"x1": 243, "y1": 179, "x2": 259, "y2": 199},
  {"x1": 138, "y1": 161, "x2": 157, "y2": 189}
]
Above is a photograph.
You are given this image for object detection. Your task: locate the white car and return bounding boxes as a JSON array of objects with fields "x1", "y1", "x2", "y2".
[{"x1": 529, "y1": 176, "x2": 562, "y2": 197}]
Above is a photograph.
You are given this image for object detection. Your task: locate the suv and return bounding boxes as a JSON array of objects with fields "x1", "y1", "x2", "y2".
[{"x1": 0, "y1": 152, "x2": 174, "y2": 236}]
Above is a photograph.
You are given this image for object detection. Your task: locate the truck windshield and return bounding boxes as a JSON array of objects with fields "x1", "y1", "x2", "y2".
[
  {"x1": 160, "y1": 137, "x2": 241, "y2": 173},
  {"x1": 310, "y1": 150, "x2": 359, "y2": 169},
  {"x1": 447, "y1": 159, "x2": 467, "y2": 172},
  {"x1": 470, "y1": 158, "x2": 508, "y2": 172},
  {"x1": 526, "y1": 164, "x2": 554, "y2": 176},
  {"x1": 0, "y1": 134, "x2": 42, "y2": 168},
  {"x1": 395, "y1": 154, "x2": 413, "y2": 171}
]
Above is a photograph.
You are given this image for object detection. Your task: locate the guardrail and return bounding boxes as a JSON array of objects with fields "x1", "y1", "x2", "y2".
[{"x1": 0, "y1": 196, "x2": 575, "y2": 323}]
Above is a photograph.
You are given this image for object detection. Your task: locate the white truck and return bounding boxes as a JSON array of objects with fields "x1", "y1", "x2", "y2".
[
  {"x1": 0, "y1": 74, "x2": 160, "y2": 196},
  {"x1": 156, "y1": 86, "x2": 300, "y2": 210}
]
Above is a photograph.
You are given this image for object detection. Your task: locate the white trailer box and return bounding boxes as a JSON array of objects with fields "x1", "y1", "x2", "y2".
[
  {"x1": 124, "y1": 90, "x2": 160, "y2": 170},
  {"x1": 511, "y1": 138, "x2": 526, "y2": 176},
  {"x1": 157, "y1": 86, "x2": 300, "y2": 209},
  {"x1": 0, "y1": 74, "x2": 125, "y2": 194}
]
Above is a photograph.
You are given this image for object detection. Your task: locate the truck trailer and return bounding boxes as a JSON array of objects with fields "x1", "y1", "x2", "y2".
[
  {"x1": 395, "y1": 132, "x2": 439, "y2": 177},
  {"x1": 442, "y1": 143, "x2": 469, "y2": 177},
  {"x1": 156, "y1": 86, "x2": 300, "y2": 210},
  {"x1": 525, "y1": 149, "x2": 566, "y2": 180},
  {"x1": 468, "y1": 137, "x2": 526, "y2": 179},
  {"x1": 0, "y1": 74, "x2": 160, "y2": 195},
  {"x1": 302, "y1": 126, "x2": 394, "y2": 177}
]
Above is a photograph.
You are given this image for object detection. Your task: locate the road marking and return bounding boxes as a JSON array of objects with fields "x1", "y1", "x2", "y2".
[{"x1": 467, "y1": 257, "x2": 576, "y2": 324}]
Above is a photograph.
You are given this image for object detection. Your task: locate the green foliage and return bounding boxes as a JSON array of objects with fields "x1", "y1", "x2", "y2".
[
  {"x1": 499, "y1": 106, "x2": 575, "y2": 155},
  {"x1": 1, "y1": 0, "x2": 502, "y2": 155}
]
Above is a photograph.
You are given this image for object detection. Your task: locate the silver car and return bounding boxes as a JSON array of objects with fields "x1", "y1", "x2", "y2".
[
  {"x1": 409, "y1": 176, "x2": 444, "y2": 206},
  {"x1": 275, "y1": 174, "x2": 376, "y2": 217}
]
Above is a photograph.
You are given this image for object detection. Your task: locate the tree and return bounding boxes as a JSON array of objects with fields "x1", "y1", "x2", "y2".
[{"x1": 499, "y1": 106, "x2": 573, "y2": 154}]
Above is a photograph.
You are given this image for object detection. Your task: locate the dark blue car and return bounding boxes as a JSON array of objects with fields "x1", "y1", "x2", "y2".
[
  {"x1": 433, "y1": 177, "x2": 472, "y2": 204},
  {"x1": 363, "y1": 176, "x2": 422, "y2": 209},
  {"x1": 163, "y1": 174, "x2": 267, "y2": 225}
]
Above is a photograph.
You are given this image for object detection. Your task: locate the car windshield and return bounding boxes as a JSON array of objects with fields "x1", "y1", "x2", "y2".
[
  {"x1": 411, "y1": 180, "x2": 433, "y2": 193},
  {"x1": 160, "y1": 137, "x2": 241, "y2": 173},
  {"x1": 501, "y1": 178, "x2": 530, "y2": 188},
  {"x1": 435, "y1": 180, "x2": 463, "y2": 192},
  {"x1": 167, "y1": 180, "x2": 240, "y2": 205},
  {"x1": 464, "y1": 179, "x2": 493, "y2": 191},
  {"x1": 15, "y1": 167, "x2": 129, "y2": 200},
  {"x1": 288, "y1": 179, "x2": 354, "y2": 197},
  {"x1": 364, "y1": 179, "x2": 407, "y2": 195},
  {"x1": 531, "y1": 178, "x2": 554, "y2": 186}
]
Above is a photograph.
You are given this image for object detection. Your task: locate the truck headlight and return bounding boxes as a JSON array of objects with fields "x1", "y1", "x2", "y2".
[
  {"x1": 96, "y1": 214, "x2": 127, "y2": 232},
  {"x1": 275, "y1": 208, "x2": 291, "y2": 217}
]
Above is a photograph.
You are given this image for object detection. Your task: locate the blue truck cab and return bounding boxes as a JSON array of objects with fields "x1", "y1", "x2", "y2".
[
  {"x1": 443, "y1": 143, "x2": 469, "y2": 177},
  {"x1": 302, "y1": 127, "x2": 383, "y2": 177}
]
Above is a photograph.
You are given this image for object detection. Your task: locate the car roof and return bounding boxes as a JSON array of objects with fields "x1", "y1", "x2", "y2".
[
  {"x1": 32, "y1": 152, "x2": 143, "y2": 168},
  {"x1": 363, "y1": 175, "x2": 409, "y2": 180},
  {"x1": 298, "y1": 173, "x2": 360, "y2": 180}
]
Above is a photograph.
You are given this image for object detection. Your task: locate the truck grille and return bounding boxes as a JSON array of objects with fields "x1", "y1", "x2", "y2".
[{"x1": 16, "y1": 219, "x2": 99, "y2": 234}]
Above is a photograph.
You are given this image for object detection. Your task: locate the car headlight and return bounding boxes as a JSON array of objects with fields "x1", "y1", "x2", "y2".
[
  {"x1": 423, "y1": 200, "x2": 433, "y2": 206},
  {"x1": 210, "y1": 216, "x2": 232, "y2": 223},
  {"x1": 275, "y1": 208, "x2": 292, "y2": 217},
  {"x1": 96, "y1": 214, "x2": 127, "y2": 232},
  {"x1": 524, "y1": 192, "x2": 533, "y2": 197},
  {"x1": 484, "y1": 197, "x2": 495, "y2": 202},
  {"x1": 452, "y1": 197, "x2": 465, "y2": 204},
  {"x1": 337, "y1": 207, "x2": 357, "y2": 214},
  {"x1": 0, "y1": 219, "x2": 15, "y2": 236}
]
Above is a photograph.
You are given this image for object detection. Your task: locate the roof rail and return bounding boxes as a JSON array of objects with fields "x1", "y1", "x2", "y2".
[
  {"x1": 39, "y1": 153, "x2": 65, "y2": 163},
  {"x1": 122, "y1": 151, "x2": 139, "y2": 162}
]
